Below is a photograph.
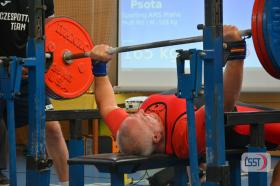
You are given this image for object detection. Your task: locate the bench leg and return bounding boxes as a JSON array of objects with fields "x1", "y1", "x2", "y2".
[
  {"x1": 111, "y1": 172, "x2": 125, "y2": 186},
  {"x1": 248, "y1": 146, "x2": 267, "y2": 186},
  {"x1": 229, "y1": 157, "x2": 241, "y2": 186},
  {"x1": 174, "y1": 165, "x2": 188, "y2": 186},
  {"x1": 69, "y1": 140, "x2": 84, "y2": 186},
  {"x1": 249, "y1": 172, "x2": 267, "y2": 186},
  {"x1": 26, "y1": 169, "x2": 50, "y2": 186}
]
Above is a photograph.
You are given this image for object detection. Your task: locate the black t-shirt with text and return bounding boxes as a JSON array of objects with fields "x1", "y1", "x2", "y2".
[{"x1": 0, "y1": 0, "x2": 54, "y2": 57}]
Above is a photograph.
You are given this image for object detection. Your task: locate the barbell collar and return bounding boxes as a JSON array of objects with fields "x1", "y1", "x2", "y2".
[
  {"x1": 45, "y1": 53, "x2": 52, "y2": 59},
  {"x1": 63, "y1": 51, "x2": 90, "y2": 61}
]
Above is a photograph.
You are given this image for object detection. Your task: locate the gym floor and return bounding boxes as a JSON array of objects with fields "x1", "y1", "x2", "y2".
[{"x1": 2, "y1": 151, "x2": 279, "y2": 186}]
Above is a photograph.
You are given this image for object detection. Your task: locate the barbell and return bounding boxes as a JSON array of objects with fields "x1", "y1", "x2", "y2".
[
  {"x1": 45, "y1": 0, "x2": 280, "y2": 99},
  {"x1": 62, "y1": 29, "x2": 252, "y2": 60}
]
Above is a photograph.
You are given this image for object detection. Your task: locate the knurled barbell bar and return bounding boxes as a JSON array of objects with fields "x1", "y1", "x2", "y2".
[{"x1": 61, "y1": 29, "x2": 251, "y2": 62}]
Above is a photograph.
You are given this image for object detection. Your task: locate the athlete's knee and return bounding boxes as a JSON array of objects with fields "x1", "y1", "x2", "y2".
[{"x1": 46, "y1": 121, "x2": 63, "y2": 140}]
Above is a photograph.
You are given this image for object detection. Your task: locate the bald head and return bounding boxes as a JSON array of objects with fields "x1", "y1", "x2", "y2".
[{"x1": 116, "y1": 110, "x2": 165, "y2": 156}]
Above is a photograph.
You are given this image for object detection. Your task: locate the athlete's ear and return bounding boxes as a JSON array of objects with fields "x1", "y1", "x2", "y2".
[{"x1": 152, "y1": 131, "x2": 162, "y2": 143}]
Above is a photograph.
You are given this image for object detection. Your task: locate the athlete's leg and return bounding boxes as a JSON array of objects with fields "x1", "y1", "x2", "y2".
[{"x1": 45, "y1": 120, "x2": 69, "y2": 182}]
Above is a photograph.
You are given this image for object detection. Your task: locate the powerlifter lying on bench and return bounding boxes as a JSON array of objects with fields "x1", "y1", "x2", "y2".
[
  {"x1": 69, "y1": 107, "x2": 280, "y2": 186},
  {"x1": 77, "y1": 25, "x2": 280, "y2": 185}
]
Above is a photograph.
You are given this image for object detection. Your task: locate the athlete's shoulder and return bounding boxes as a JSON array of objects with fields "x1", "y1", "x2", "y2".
[{"x1": 149, "y1": 94, "x2": 178, "y2": 101}]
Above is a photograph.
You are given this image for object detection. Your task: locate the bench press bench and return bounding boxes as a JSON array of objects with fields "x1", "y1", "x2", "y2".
[
  {"x1": 68, "y1": 150, "x2": 247, "y2": 186},
  {"x1": 69, "y1": 153, "x2": 189, "y2": 186}
]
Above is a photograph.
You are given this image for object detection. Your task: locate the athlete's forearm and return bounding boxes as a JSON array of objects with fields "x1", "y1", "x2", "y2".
[
  {"x1": 94, "y1": 76, "x2": 119, "y2": 118},
  {"x1": 223, "y1": 59, "x2": 244, "y2": 111}
]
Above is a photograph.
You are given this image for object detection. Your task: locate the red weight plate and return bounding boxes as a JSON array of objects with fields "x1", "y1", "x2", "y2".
[
  {"x1": 257, "y1": 0, "x2": 280, "y2": 78},
  {"x1": 252, "y1": 0, "x2": 268, "y2": 74},
  {"x1": 262, "y1": 0, "x2": 280, "y2": 72},
  {"x1": 45, "y1": 17, "x2": 94, "y2": 99},
  {"x1": 252, "y1": 0, "x2": 280, "y2": 78}
]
